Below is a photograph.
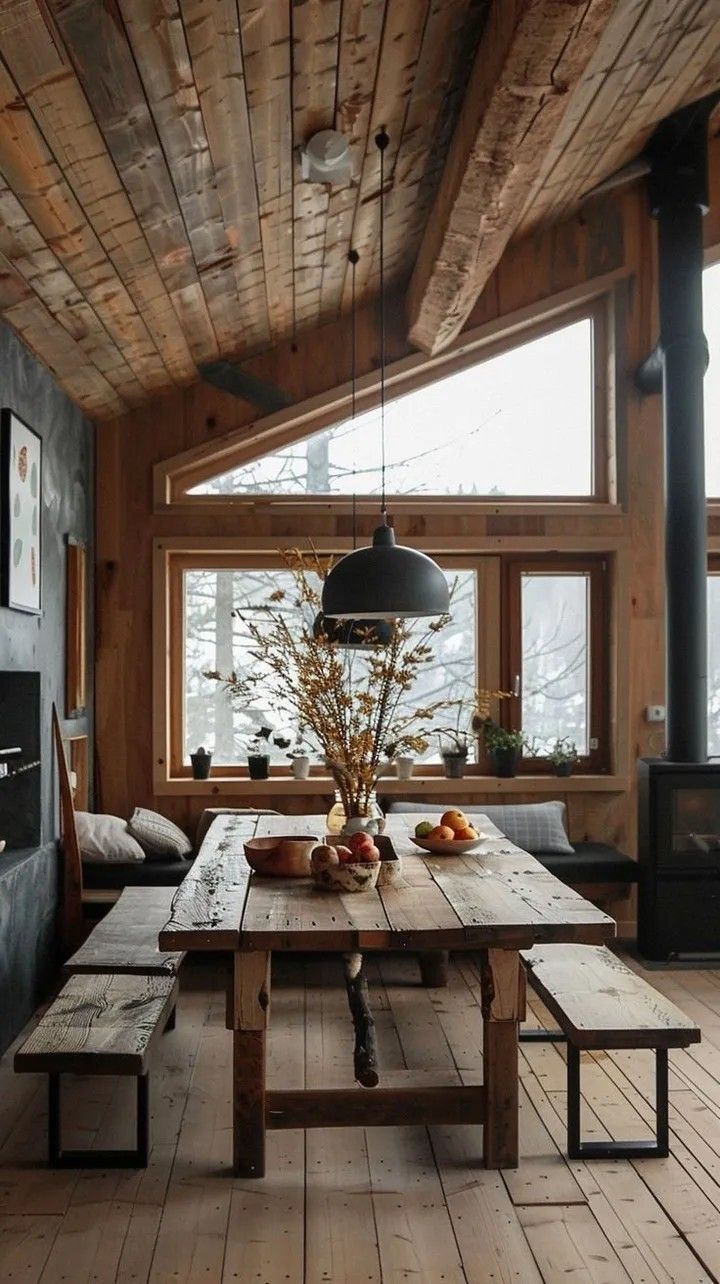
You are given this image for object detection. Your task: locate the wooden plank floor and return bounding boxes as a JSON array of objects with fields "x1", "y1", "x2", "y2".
[{"x1": 2, "y1": 951, "x2": 720, "y2": 1282}]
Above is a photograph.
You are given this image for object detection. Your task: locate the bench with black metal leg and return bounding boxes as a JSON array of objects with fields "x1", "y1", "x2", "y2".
[
  {"x1": 15, "y1": 972, "x2": 177, "y2": 1168},
  {"x1": 520, "y1": 944, "x2": 700, "y2": 1160}
]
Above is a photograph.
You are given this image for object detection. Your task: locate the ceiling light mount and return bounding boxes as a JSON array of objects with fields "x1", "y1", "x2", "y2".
[{"x1": 300, "y1": 129, "x2": 352, "y2": 185}]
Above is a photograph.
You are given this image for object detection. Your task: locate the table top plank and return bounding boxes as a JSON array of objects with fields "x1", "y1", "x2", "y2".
[
  {"x1": 159, "y1": 813, "x2": 258, "y2": 950},
  {"x1": 158, "y1": 811, "x2": 615, "y2": 954}
]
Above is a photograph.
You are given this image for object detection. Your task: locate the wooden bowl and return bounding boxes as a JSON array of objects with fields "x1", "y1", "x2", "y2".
[
  {"x1": 244, "y1": 835, "x2": 318, "y2": 877},
  {"x1": 410, "y1": 834, "x2": 485, "y2": 856}
]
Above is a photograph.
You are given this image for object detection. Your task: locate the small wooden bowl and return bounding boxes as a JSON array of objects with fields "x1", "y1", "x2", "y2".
[{"x1": 244, "y1": 835, "x2": 318, "y2": 877}]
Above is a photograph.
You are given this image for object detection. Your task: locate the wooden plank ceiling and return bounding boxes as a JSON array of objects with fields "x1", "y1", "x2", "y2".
[{"x1": 0, "y1": 1, "x2": 716, "y2": 418}]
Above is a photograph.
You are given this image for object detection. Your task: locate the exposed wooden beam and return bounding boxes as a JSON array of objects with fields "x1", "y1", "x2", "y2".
[{"x1": 406, "y1": 0, "x2": 616, "y2": 356}]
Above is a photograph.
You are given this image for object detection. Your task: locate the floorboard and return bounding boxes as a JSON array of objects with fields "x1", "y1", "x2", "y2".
[{"x1": 1, "y1": 952, "x2": 720, "y2": 1283}]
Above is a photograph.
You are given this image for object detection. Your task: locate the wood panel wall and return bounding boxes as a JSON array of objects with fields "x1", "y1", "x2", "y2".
[{"x1": 95, "y1": 174, "x2": 675, "y2": 933}]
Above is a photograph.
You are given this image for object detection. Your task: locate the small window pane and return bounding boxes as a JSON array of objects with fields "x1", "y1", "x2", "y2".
[
  {"x1": 191, "y1": 318, "x2": 594, "y2": 499},
  {"x1": 183, "y1": 566, "x2": 477, "y2": 766},
  {"x1": 708, "y1": 574, "x2": 720, "y2": 756},
  {"x1": 521, "y1": 573, "x2": 590, "y2": 755}
]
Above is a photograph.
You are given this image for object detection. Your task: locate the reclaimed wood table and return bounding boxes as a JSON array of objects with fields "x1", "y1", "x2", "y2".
[{"x1": 159, "y1": 811, "x2": 615, "y2": 1177}]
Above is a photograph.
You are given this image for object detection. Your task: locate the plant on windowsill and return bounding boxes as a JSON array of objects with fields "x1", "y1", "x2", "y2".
[
  {"x1": 483, "y1": 723, "x2": 526, "y2": 778},
  {"x1": 547, "y1": 738, "x2": 579, "y2": 777},
  {"x1": 204, "y1": 548, "x2": 454, "y2": 831},
  {"x1": 437, "y1": 730, "x2": 469, "y2": 779},
  {"x1": 247, "y1": 727, "x2": 272, "y2": 780}
]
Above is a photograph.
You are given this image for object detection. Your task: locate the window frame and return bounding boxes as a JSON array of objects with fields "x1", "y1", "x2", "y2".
[
  {"x1": 159, "y1": 545, "x2": 612, "y2": 782},
  {"x1": 157, "y1": 293, "x2": 613, "y2": 509},
  {"x1": 500, "y1": 555, "x2": 610, "y2": 773}
]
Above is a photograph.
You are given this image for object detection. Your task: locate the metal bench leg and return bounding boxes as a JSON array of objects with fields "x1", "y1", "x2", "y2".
[
  {"x1": 48, "y1": 1072, "x2": 150, "y2": 1168},
  {"x1": 566, "y1": 1045, "x2": 670, "y2": 1160}
]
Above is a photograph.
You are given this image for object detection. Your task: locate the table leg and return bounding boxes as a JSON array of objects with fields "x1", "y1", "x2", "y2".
[
  {"x1": 481, "y1": 949, "x2": 525, "y2": 1168},
  {"x1": 228, "y1": 950, "x2": 271, "y2": 1178},
  {"x1": 417, "y1": 950, "x2": 449, "y2": 987}
]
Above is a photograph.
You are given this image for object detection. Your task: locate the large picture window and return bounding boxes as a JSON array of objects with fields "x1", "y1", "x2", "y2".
[
  {"x1": 184, "y1": 302, "x2": 607, "y2": 502},
  {"x1": 165, "y1": 549, "x2": 610, "y2": 778}
]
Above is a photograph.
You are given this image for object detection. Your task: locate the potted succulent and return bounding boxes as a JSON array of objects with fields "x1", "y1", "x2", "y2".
[
  {"x1": 247, "y1": 727, "x2": 272, "y2": 780},
  {"x1": 484, "y1": 723, "x2": 525, "y2": 778},
  {"x1": 437, "y1": 730, "x2": 469, "y2": 779},
  {"x1": 548, "y1": 738, "x2": 579, "y2": 777},
  {"x1": 190, "y1": 745, "x2": 212, "y2": 780}
]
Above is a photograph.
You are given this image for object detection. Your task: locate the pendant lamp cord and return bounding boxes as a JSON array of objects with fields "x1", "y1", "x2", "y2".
[
  {"x1": 376, "y1": 127, "x2": 389, "y2": 522},
  {"x1": 348, "y1": 247, "x2": 359, "y2": 549}
]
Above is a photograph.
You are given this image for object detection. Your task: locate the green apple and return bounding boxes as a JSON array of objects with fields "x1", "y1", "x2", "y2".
[{"x1": 414, "y1": 820, "x2": 434, "y2": 839}]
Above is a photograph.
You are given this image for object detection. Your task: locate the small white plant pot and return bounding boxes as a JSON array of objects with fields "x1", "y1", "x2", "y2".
[
  {"x1": 290, "y1": 755, "x2": 311, "y2": 780},
  {"x1": 395, "y1": 756, "x2": 414, "y2": 780}
]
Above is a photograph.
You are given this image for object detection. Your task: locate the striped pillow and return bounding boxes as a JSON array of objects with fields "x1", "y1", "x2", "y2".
[{"x1": 127, "y1": 807, "x2": 193, "y2": 860}]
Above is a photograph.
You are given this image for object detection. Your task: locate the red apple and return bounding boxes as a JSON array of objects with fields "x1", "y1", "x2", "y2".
[
  {"x1": 335, "y1": 844, "x2": 354, "y2": 864},
  {"x1": 361, "y1": 844, "x2": 380, "y2": 863},
  {"x1": 348, "y1": 831, "x2": 374, "y2": 855}
]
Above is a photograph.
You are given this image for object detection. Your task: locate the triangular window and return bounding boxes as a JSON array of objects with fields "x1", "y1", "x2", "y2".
[{"x1": 190, "y1": 313, "x2": 597, "y2": 499}]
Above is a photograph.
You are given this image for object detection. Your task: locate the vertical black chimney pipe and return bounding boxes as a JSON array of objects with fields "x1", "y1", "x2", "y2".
[{"x1": 645, "y1": 103, "x2": 717, "y2": 763}]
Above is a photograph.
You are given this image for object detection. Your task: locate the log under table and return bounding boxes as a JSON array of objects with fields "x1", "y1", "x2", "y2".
[{"x1": 159, "y1": 812, "x2": 614, "y2": 1177}]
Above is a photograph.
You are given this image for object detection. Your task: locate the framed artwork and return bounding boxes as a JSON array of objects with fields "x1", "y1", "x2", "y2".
[
  {"x1": 66, "y1": 538, "x2": 87, "y2": 717},
  {"x1": 1, "y1": 410, "x2": 42, "y2": 614}
]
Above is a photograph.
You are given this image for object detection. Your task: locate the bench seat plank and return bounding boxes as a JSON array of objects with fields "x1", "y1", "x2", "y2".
[
  {"x1": 15, "y1": 974, "x2": 178, "y2": 1075},
  {"x1": 63, "y1": 888, "x2": 185, "y2": 977},
  {"x1": 521, "y1": 945, "x2": 701, "y2": 1050}
]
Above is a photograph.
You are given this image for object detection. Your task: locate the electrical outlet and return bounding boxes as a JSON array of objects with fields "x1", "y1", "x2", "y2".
[{"x1": 645, "y1": 704, "x2": 666, "y2": 723}]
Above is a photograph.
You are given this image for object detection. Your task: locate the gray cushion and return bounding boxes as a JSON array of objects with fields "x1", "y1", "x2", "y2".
[
  {"x1": 127, "y1": 807, "x2": 193, "y2": 860},
  {"x1": 387, "y1": 800, "x2": 574, "y2": 854}
]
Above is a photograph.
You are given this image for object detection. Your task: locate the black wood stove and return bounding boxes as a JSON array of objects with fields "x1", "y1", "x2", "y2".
[{"x1": 636, "y1": 99, "x2": 720, "y2": 960}]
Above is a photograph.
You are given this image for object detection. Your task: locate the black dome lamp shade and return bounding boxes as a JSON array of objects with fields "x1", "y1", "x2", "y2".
[{"x1": 322, "y1": 128, "x2": 449, "y2": 622}]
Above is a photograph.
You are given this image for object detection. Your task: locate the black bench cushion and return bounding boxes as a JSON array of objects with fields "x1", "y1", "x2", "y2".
[
  {"x1": 83, "y1": 856, "x2": 193, "y2": 889},
  {"x1": 536, "y1": 843, "x2": 637, "y2": 883}
]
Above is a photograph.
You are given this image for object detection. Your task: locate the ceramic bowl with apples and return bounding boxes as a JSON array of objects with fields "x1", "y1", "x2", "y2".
[
  {"x1": 410, "y1": 810, "x2": 485, "y2": 854},
  {"x1": 311, "y1": 830, "x2": 383, "y2": 892}
]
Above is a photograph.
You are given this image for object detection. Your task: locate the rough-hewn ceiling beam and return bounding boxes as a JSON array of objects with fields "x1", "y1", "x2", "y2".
[{"x1": 406, "y1": 0, "x2": 616, "y2": 356}]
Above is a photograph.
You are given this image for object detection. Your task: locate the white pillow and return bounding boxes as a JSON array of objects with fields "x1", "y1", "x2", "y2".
[{"x1": 75, "y1": 812, "x2": 146, "y2": 864}]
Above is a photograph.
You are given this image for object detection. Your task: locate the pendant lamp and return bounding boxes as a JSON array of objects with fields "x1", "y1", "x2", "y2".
[
  {"x1": 322, "y1": 129, "x2": 450, "y2": 621},
  {"x1": 315, "y1": 247, "x2": 396, "y2": 645}
]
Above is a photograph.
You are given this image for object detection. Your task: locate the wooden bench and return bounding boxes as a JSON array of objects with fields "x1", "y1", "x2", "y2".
[
  {"x1": 520, "y1": 944, "x2": 701, "y2": 1159},
  {"x1": 15, "y1": 972, "x2": 177, "y2": 1168},
  {"x1": 63, "y1": 886, "x2": 185, "y2": 1029}
]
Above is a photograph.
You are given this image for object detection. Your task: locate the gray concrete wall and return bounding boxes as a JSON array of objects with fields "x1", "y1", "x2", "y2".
[{"x1": 0, "y1": 321, "x2": 94, "y2": 1052}]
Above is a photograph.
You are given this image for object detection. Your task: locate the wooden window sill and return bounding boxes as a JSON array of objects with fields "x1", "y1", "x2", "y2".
[{"x1": 154, "y1": 773, "x2": 628, "y2": 797}]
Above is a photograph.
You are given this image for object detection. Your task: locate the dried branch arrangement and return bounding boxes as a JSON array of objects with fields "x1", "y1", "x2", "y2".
[{"x1": 204, "y1": 549, "x2": 453, "y2": 819}]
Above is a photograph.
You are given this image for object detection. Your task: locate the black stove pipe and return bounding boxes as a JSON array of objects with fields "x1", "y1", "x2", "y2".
[{"x1": 645, "y1": 102, "x2": 717, "y2": 763}]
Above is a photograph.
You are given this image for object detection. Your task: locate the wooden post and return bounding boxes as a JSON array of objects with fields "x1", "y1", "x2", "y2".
[
  {"x1": 228, "y1": 950, "x2": 271, "y2": 1178},
  {"x1": 481, "y1": 949, "x2": 525, "y2": 1169},
  {"x1": 417, "y1": 950, "x2": 449, "y2": 987}
]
